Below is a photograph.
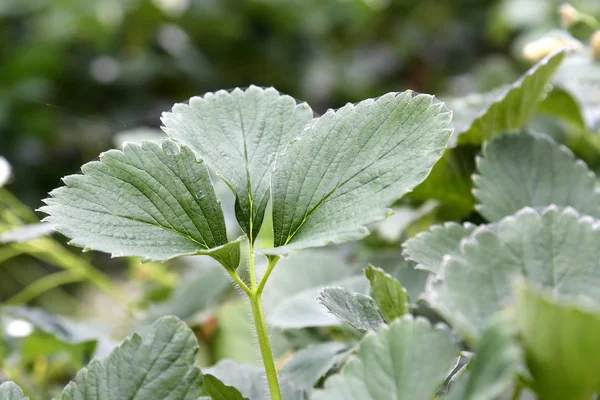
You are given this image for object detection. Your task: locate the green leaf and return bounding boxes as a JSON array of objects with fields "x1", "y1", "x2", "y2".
[
  {"x1": 427, "y1": 206, "x2": 600, "y2": 340},
  {"x1": 446, "y1": 50, "x2": 565, "y2": 145},
  {"x1": 365, "y1": 265, "x2": 409, "y2": 322},
  {"x1": 515, "y1": 280, "x2": 600, "y2": 400},
  {"x1": 0, "y1": 222, "x2": 55, "y2": 243},
  {"x1": 313, "y1": 316, "x2": 458, "y2": 400},
  {"x1": 60, "y1": 316, "x2": 205, "y2": 400},
  {"x1": 317, "y1": 287, "x2": 384, "y2": 332},
  {"x1": 537, "y1": 88, "x2": 586, "y2": 131},
  {"x1": 40, "y1": 139, "x2": 240, "y2": 271},
  {"x1": 0, "y1": 382, "x2": 28, "y2": 400},
  {"x1": 202, "y1": 375, "x2": 247, "y2": 400},
  {"x1": 444, "y1": 317, "x2": 521, "y2": 400},
  {"x1": 204, "y1": 360, "x2": 306, "y2": 400},
  {"x1": 474, "y1": 132, "x2": 600, "y2": 221},
  {"x1": 402, "y1": 222, "x2": 476, "y2": 274},
  {"x1": 161, "y1": 85, "x2": 314, "y2": 241},
  {"x1": 267, "y1": 91, "x2": 452, "y2": 255},
  {"x1": 552, "y1": 53, "x2": 600, "y2": 132},
  {"x1": 262, "y1": 250, "x2": 369, "y2": 329},
  {"x1": 280, "y1": 342, "x2": 352, "y2": 391},
  {"x1": 409, "y1": 146, "x2": 478, "y2": 217}
]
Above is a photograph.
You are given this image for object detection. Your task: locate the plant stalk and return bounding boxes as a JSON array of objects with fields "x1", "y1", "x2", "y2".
[{"x1": 246, "y1": 239, "x2": 282, "y2": 400}]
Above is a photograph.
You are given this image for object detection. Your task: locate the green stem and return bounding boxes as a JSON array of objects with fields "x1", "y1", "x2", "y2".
[
  {"x1": 246, "y1": 240, "x2": 281, "y2": 400},
  {"x1": 5, "y1": 270, "x2": 84, "y2": 304},
  {"x1": 249, "y1": 290, "x2": 281, "y2": 400},
  {"x1": 257, "y1": 256, "x2": 279, "y2": 295}
]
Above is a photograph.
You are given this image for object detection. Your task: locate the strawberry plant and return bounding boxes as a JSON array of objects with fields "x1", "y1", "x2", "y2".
[{"x1": 3, "y1": 4, "x2": 600, "y2": 399}]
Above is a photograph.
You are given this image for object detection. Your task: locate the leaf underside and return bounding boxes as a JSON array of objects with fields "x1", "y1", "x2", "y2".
[
  {"x1": 446, "y1": 50, "x2": 565, "y2": 145},
  {"x1": 40, "y1": 139, "x2": 239, "y2": 270},
  {"x1": 474, "y1": 132, "x2": 600, "y2": 222},
  {"x1": 0, "y1": 382, "x2": 28, "y2": 400},
  {"x1": 313, "y1": 316, "x2": 458, "y2": 400},
  {"x1": 427, "y1": 206, "x2": 600, "y2": 340},
  {"x1": 266, "y1": 91, "x2": 452, "y2": 255},
  {"x1": 161, "y1": 85, "x2": 314, "y2": 241},
  {"x1": 318, "y1": 287, "x2": 385, "y2": 332}
]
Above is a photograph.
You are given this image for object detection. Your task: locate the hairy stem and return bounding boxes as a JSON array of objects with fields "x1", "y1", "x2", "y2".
[
  {"x1": 510, "y1": 382, "x2": 523, "y2": 400},
  {"x1": 247, "y1": 240, "x2": 281, "y2": 400}
]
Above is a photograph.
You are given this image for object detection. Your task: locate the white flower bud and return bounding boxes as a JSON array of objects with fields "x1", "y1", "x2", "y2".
[{"x1": 559, "y1": 3, "x2": 580, "y2": 28}]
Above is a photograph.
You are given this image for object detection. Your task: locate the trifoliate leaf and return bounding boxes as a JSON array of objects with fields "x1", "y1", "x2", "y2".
[
  {"x1": 409, "y1": 146, "x2": 478, "y2": 217},
  {"x1": 313, "y1": 316, "x2": 458, "y2": 400},
  {"x1": 427, "y1": 206, "x2": 600, "y2": 340},
  {"x1": 204, "y1": 360, "x2": 306, "y2": 400},
  {"x1": 402, "y1": 222, "x2": 476, "y2": 275},
  {"x1": 267, "y1": 91, "x2": 452, "y2": 255},
  {"x1": 202, "y1": 375, "x2": 247, "y2": 400},
  {"x1": 40, "y1": 139, "x2": 240, "y2": 271},
  {"x1": 444, "y1": 317, "x2": 521, "y2": 400},
  {"x1": 280, "y1": 342, "x2": 352, "y2": 391},
  {"x1": 0, "y1": 222, "x2": 55, "y2": 243},
  {"x1": 0, "y1": 382, "x2": 28, "y2": 400},
  {"x1": 446, "y1": 50, "x2": 564, "y2": 145},
  {"x1": 365, "y1": 265, "x2": 409, "y2": 322},
  {"x1": 60, "y1": 316, "x2": 205, "y2": 400},
  {"x1": 515, "y1": 280, "x2": 600, "y2": 400},
  {"x1": 474, "y1": 132, "x2": 600, "y2": 221},
  {"x1": 317, "y1": 287, "x2": 384, "y2": 332},
  {"x1": 262, "y1": 250, "x2": 368, "y2": 329},
  {"x1": 161, "y1": 85, "x2": 314, "y2": 241}
]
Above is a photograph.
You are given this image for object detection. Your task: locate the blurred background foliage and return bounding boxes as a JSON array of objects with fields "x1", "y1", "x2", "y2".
[{"x1": 1, "y1": 0, "x2": 600, "y2": 397}]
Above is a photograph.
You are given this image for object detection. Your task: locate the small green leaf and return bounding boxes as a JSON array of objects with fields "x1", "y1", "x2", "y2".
[
  {"x1": 317, "y1": 287, "x2": 384, "y2": 332},
  {"x1": 60, "y1": 316, "x2": 204, "y2": 400},
  {"x1": 365, "y1": 265, "x2": 409, "y2": 322},
  {"x1": 444, "y1": 317, "x2": 521, "y2": 400},
  {"x1": 40, "y1": 139, "x2": 240, "y2": 271},
  {"x1": 474, "y1": 132, "x2": 600, "y2": 221},
  {"x1": 402, "y1": 222, "x2": 476, "y2": 274},
  {"x1": 447, "y1": 50, "x2": 565, "y2": 145},
  {"x1": 267, "y1": 91, "x2": 452, "y2": 255},
  {"x1": 205, "y1": 360, "x2": 306, "y2": 400},
  {"x1": 202, "y1": 375, "x2": 247, "y2": 400},
  {"x1": 537, "y1": 88, "x2": 586, "y2": 131},
  {"x1": 515, "y1": 280, "x2": 600, "y2": 400},
  {"x1": 313, "y1": 316, "x2": 458, "y2": 400},
  {"x1": 280, "y1": 342, "x2": 352, "y2": 391},
  {"x1": 161, "y1": 85, "x2": 314, "y2": 241},
  {"x1": 0, "y1": 382, "x2": 28, "y2": 400},
  {"x1": 427, "y1": 206, "x2": 600, "y2": 340}
]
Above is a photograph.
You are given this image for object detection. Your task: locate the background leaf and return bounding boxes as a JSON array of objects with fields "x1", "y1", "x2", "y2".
[
  {"x1": 202, "y1": 375, "x2": 247, "y2": 400},
  {"x1": 40, "y1": 139, "x2": 239, "y2": 270},
  {"x1": 60, "y1": 316, "x2": 205, "y2": 400},
  {"x1": 280, "y1": 342, "x2": 352, "y2": 391},
  {"x1": 204, "y1": 360, "x2": 306, "y2": 400},
  {"x1": 161, "y1": 85, "x2": 314, "y2": 241},
  {"x1": 317, "y1": 287, "x2": 384, "y2": 332},
  {"x1": 446, "y1": 50, "x2": 565, "y2": 145},
  {"x1": 267, "y1": 91, "x2": 452, "y2": 254},
  {"x1": 427, "y1": 206, "x2": 600, "y2": 340},
  {"x1": 474, "y1": 132, "x2": 600, "y2": 221},
  {"x1": 444, "y1": 317, "x2": 521, "y2": 400},
  {"x1": 402, "y1": 222, "x2": 476, "y2": 275},
  {"x1": 313, "y1": 316, "x2": 458, "y2": 400},
  {"x1": 515, "y1": 280, "x2": 600, "y2": 400},
  {"x1": 0, "y1": 382, "x2": 28, "y2": 400},
  {"x1": 365, "y1": 265, "x2": 409, "y2": 321}
]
